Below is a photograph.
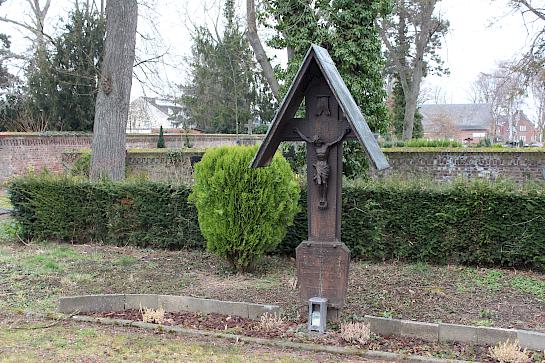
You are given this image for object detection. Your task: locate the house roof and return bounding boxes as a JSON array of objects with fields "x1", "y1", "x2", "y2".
[
  {"x1": 143, "y1": 97, "x2": 184, "y2": 116},
  {"x1": 251, "y1": 44, "x2": 389, "y2": 171},
  {"x1": 420, "y1": 104, "x2": 493, "y2": 131}
]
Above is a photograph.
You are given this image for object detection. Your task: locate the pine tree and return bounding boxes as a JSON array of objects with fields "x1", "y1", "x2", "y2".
[
  {"x1": 182, "y1": 0, "x2": 275, "y2": 133},
  {"x1": 26, "y1": 3, "x2": 105, "y2": 131}
]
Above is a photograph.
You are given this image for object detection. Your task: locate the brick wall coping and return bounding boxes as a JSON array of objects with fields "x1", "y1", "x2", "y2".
[
  {"x1": 64, "y1": 149, "x2": 206, "y2": 155},
  {"x1": 0, "y1": 132, "x2": 264, "y2": 139},
  {"x1": 383, "y1": 147, "x2": 545, "y2": 153}
]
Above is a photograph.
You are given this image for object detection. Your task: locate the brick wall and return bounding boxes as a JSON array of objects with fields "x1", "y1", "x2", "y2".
[
  {"x1": 0, "y1": 132, "x2": 263, "y2": 184},
  {"x1": 3, "y1": 132, "x2": 545, "y2": 185},
  {"x1": 63, "y1": 150, "x2": 205, "y2": 185},
  {"x1": 377, "y1": 150, "x2": 545, "y2": 183}
]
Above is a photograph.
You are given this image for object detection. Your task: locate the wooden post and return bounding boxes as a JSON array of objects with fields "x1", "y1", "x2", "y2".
[{"x1": 251, "y1": 45, "x2": 389, "y2": 322}]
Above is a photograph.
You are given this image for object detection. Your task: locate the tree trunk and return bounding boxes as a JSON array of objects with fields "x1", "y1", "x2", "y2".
[
  {"x1": 90, "y1": 0, "x2": 138, "y2": 181},
  {"x1": 402, "y1": 92, "x2": 418, "y2": 140},
  {"x1": 246, "y1": 0, "x2": 280, "y2": 100}
]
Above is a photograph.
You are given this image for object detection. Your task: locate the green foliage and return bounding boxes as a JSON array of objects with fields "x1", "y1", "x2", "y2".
[
  {"x1": 477, "y1": 138, "x2": 492, "y2": 147},
  {"x1": 253, "y1": 124, "x2": 269, "y2": 134},
  {"x1": 70, "y1": 153, "x2": 91, "y2": 178},
  {"x1": 182, "y1": 0, "x2": 276, "y2": 133},
  {"x1": 388, "y1": 80, "x2": 423, "y2": 138},
  {"x1": 0, "y1": 32, "x2": 24, "y2": 131},
  {"x1": 25, "y1": 3, "x2": 105, "y2": 131},
  {"x1": 280, "y1": 178, "x2": 545, "y2": 271},
  {"x1": 510, "y1": 276, "x2": 545, "y2": 300},
  {"x1": 9, "y1": 175, "x2": 545, "y2": 271},
  {"x1": 0, "y1": 220, "x2": 22, "y2": 243},
  {"x1": 382, "y1": 139, "x2": 462, "y2": 148},
  {"x1": 262, "y1": 0, "x2": 389, "y2": 132},
  {"x1": 157, "y1": 126, "x2": 166, "y2": 148},
  {"x1": 9, "y1": 175, "x2": 203, "y2": 249},
  {"x1": 281, "y1": 141, "x2": 370, "y2": 180},
  {"x1": 190, "y1": 145, "x2": 300, "y2": 272}
]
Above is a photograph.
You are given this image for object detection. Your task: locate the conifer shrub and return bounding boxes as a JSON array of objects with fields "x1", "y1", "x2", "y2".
[
  {"x1": 190, "y1": 145, "x2": 299, "y2": 272},
  {"x1": 157, "y1": 126, "x2": 166, "y2": 148}
]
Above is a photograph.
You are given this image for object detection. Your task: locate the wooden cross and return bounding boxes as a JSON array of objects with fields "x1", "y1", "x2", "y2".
[{"x1": 251, "y1": 45, "x2": 389, "y2": 320}]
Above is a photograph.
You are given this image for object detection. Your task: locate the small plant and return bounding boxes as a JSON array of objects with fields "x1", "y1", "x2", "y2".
[
  {"x1": 488, "y1": 340, "x2": 530, "y2": 363},
  {"x1": 0, "y1": 220, "x2": 22, "y2": 243},
  {"x1": 381, "y1": 310, "x2": 395, "y2": 319},
  {"x1": 473, "y1": 319, "x2": 493, "y2": 327},
  {"x1": 511, "y1": 276, "x2": 545, "y2": 300},
  {"x1": 257, "y1": 312, "x2": 285, "y2": 332},
  {"x1": 70, "y1": 153, "x2": 91, "y2": 178},
  {"x1": 140, "y1": 305, "x2": 165, "y2": 324},
  {"x1": 340, "y1": 322, "x2": 371, "y2": 345},
  {"x1": 157, "y1": 126, "x2": 166, "y2": 148}
]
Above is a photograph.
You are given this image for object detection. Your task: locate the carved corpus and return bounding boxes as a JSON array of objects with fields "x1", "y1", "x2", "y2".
[{"x1": 251, "y1": 45, "x2": 389, "y2": 317}]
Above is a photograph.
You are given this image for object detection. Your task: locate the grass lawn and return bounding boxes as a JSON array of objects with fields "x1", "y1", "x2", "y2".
[
  {"x1": 0, "y1": 314, "x2": 371, "y2": 363},
  {"x1": 0, "y1": 218, "x2": 543, "y2": 333},
  {"x1": 0, "y1": 192, "x2": 11, "y2": 209}
]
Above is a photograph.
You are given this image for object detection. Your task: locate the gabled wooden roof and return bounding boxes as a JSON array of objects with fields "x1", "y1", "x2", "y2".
[{"x1": 251, "y1": 44, "x2": 389, "y2": 171}]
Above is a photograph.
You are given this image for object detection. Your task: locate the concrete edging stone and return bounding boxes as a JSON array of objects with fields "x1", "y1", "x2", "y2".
[
  {"x1": 364, "y1": 315, "x2": 544, "y2": 351},
  {"x1": 72, "y1": 315, "x2": 471, "y2": 363},
  {"x1": 58, "y1": 294, "x2": 280, "y2": 321},
  {"x1": 58, "y1": 295, "x2": 545, "y2": 351}
]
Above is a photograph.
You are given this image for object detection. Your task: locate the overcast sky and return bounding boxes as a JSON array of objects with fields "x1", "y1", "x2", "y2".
[{"x1": 0, "y1": 0, "x2": 541, "y2": 118}]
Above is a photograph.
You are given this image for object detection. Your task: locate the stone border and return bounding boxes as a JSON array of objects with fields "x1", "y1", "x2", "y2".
[
  {"x1": 58, "y1": 295, "x2": 545, "y2": 351},
  {"x1": 58, "y1": 294, "x2": 280, "y2": 320},
  {"x1": 364, "y1": 316, "x2": 545, "y2": 351},
  {"x1": 72, "y1": 315, "x2": 471, "y2": 363}
]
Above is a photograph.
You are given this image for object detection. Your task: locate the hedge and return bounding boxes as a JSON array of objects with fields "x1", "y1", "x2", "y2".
[
  {"x1": 9, "y1": 175, "x2": 203, "y2": 250},
  {"x1": 9, "y1": 176, "x2": 545, "y2": 270}
]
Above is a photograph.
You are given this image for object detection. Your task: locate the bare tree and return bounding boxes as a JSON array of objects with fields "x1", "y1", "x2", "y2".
[
  {"x1": 508, "y1": 0, "x2": 544, "y2": 81},
  {"x1": 378, "y1": 0, "x2": 449, "y2": 140},
  {"x1": 431, "y1": 111, "x2": 457, "y2": 139},
  {"x1": 90, "y1": 0, "x2": 138, "y2": 181},
  {"x1": 246, "y1": 0, "x2": 279, "y2": 100},
  {"x1": 472, "y1": 63, "x2": 526, "y2": 141},
  {"x1": 530, "y1": 69, "x2": 545, "y2": 141},
  {"x1": 0, "y1": 0, "x2": 52, "y2": 58}
]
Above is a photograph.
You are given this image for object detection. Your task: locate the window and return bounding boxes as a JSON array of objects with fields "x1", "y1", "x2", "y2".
[
  {"x1": 520, "y1": 125, "x2": 527, "y2": 132},
  {"x1": 473, "y1": 132, "x2": 486, "y2": 138},
  {"x1": 519, "y1": 135, "x2": 526, "y2": 142}
]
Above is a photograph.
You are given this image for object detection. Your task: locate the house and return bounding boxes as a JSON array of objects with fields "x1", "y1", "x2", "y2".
[
  {"x1": 497, "y1": 110, "x2": 541, "y2": 145},
  {"x1": 419, "y1": 104, "x2": 493, "y2": 144},
  {"x1": 127, "y1": 97, "x2": 187, "y2": 133}
]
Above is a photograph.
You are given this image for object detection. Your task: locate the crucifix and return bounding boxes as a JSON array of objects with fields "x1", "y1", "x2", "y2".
[{"x1": 251, "y1": 45, "x2": 389, "y2": 321}]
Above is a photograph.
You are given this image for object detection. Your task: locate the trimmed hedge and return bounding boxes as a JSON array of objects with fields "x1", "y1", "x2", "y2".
[
  {"x1": 9, "y1": 176, "x2": 545, "y2": 270},
  {"x1": 9, "y1": 175, "x2": 203, "y2": 249}
]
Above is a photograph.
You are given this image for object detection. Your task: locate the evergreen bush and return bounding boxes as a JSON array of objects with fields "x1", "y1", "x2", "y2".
[
  {"x1": 157, "y1": 126, "x2": 166, "y2": 148},
  {"x1": 70, "y1": 153, "x2": 91, "y2": 177},
  {"x1": 9, "y1": 174, "x2": 202, "y2": 249},
  {"x1": 189, "y1": 145, "x2": 300, "y2": 272}
]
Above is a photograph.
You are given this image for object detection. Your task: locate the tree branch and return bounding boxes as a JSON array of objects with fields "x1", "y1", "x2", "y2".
[{"x1": 246, "y1": 0, "x2": 280, "y2": 100}]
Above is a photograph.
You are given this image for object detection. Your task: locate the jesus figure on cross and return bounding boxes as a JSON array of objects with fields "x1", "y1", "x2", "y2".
[{"x1": 294, "y1": 127, "x2": 351, "y2": 210}]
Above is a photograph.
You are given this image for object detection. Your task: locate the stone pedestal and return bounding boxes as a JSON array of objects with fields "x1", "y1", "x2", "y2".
[{"x1": 296, "y1": 241, "x2": 350, "y2": 321}]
